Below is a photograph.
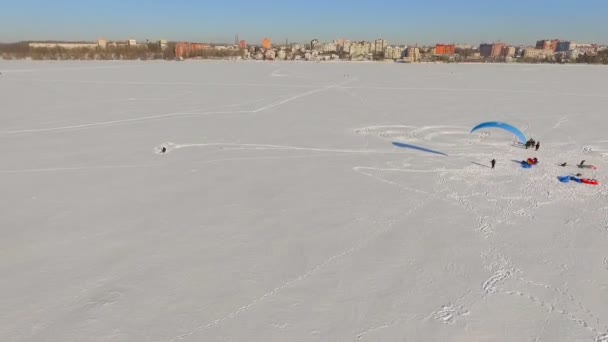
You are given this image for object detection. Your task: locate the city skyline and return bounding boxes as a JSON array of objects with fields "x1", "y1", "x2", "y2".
[{"x1": 2, "y1": 0, "x2": 608, "y2": 45}]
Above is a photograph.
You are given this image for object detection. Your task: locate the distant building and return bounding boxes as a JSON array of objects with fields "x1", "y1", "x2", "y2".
[
  {"x1": 97, "y1": 39, "x2": 107, "y2": 49},
  {"x1": 557, "y1": 41, "x2": 572, "y2": 52},
  {"x1": 322, "y1": 43, "x2": 337, "y2": 53},
  {"x1": 262, "y1": 38, "x2": 272, "y2": 50},
  {"x1": 264, "y1": 49, "x2": 276, "y2": 60},
  {"x1": 435, "y1": 44, "x2": 456, "y2": 55},
  {"x1": 349, "y1": 41, "x2": 371, "y2": 58},
  {"x1": 491, "y1": 43, "x2": 506, "y2": 57},
  {"x1": 158, "y1": 40, "x2": 167, "y2": 51},
  {"x1": 536, "y1": 39, "x2": 560, "y2": 52},
  {"x1": 573, "y1": 43, "x2": 598, "y2": 54},
  {"x1": 127, "y1": 39, "x2": 137, "y2": 47},
  {"x1": 523, "y1": 48, "x2": 552, "y2": 59},
  {"x1": 479, "y1": 43, "x2": 492, "y2": 57},
  {"x1": 334, "y1": 39, "x2": 348, "y2": 50},
  {"x1": 384, "y1": 46, "x2": 405, "y2": 60},
  {"x1": 239, "y1": 40, "x2": 247, "y2": 49},
  {"x1": 406, "y1": 47, "x2": 421, "y2": 62},
  {"x1": 479, "y1": 43, "x2": 506, "y2": 58},
  {"x1": 502, "y1": 46, "x2": 516, "y2": 57},
  {"x1": 277, "y1": 49, "x2": 286, "y2": 60},
  {"x1": 374, "y1": 39, "x2": 388, "y2": 54},
  {"x1": 311, "y1": 39, "x2": 322, "y2": 52}
]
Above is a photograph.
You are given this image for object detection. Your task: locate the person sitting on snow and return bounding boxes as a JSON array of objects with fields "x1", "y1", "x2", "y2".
[{"x1": 526, "y1": 158, "x2": 538, "y2": 165}]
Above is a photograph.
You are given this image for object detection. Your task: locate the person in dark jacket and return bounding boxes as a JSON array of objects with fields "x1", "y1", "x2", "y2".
[
  {"x1": 535, "y1": 141, "x2": 540, "y2": 151},
  {"x1": 491, "y1": 159, "x2": 496, "y2": 169}
]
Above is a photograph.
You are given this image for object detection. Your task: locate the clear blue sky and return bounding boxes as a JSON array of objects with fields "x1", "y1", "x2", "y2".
[{"x1": 1, "y1": 0, "x2": 607, "y2": 45}]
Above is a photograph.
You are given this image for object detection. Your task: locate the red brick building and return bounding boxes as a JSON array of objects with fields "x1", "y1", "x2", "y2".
[{"x1": 435, "y1": 44, "x2": 456, "y2": 55}]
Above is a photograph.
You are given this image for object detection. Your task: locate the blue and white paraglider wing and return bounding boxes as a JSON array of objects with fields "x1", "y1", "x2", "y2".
[{"x1": 470, "y1": 121, "x2": 527, "y2": 144}]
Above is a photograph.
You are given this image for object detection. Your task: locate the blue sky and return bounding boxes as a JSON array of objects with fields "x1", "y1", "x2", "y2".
[{"x1": 1, "y1": 0, "x2": 607, "y2": 45}]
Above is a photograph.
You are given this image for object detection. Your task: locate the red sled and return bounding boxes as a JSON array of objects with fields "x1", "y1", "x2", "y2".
[{"x1": 581, "y1": 178, "x2": 599, "y2": 186}]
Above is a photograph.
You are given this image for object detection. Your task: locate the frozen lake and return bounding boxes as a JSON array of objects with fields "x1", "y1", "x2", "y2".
[{"x1": 1, "y1": 60, "x2": 608, "y2": 341}]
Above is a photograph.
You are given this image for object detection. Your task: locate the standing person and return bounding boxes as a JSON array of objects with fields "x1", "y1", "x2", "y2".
[
  {"x1": 491, "y1": 159, "x2": 496, "y2": 169},
  {"x1": 535, "y1": 141, "x2": 540, "y2": 151}
]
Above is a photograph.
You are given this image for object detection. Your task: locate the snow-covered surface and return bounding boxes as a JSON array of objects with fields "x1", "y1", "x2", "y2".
[{"x1": 1, "y1": 60, "x2": 608, "y2": 342}]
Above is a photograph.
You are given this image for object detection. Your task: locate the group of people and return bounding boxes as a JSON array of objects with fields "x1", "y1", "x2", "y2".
[
  {"x1": 490, "y1": 137, "x2": 541, "y2": 169},
  {"x1": 525, "y1": 139, "x2": 540, "y2": 151}
]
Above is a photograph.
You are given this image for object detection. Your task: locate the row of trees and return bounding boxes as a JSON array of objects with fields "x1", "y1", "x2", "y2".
[
  {"x1": 576, "y1": 50, "x2": 608, "y2": 64},
  {"x1": 177, "y1": 47, "x2": 243, "y2": 59},
  {"x1": 0, "y1": 42, "x2": 248, "y2": 61},
  {"x1": 1, "y1": 42, "x2": 179, "y2": 60}
]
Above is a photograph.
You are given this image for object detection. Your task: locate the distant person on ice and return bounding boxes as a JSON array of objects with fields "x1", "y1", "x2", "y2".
[
  {"x1": 559, "y1": 162, "x2": 567, "y2": 167},
  {"x1": 525, "y1": 139, "x2": 535, "y2": 149},
  {"x1": 161, "y1": 146, "x2": 166, "y2": 153},
  {"x1": 491, "y1": 159, "x2": 496, "y2": 169},
  {"x1": 535, "y1": 141, "x2": 540, "y2": 151}
]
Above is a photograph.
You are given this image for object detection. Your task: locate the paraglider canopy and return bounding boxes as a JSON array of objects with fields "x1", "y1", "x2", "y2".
[{"x1": 470, "y1": 121, "x2": 527, "y2": 144}]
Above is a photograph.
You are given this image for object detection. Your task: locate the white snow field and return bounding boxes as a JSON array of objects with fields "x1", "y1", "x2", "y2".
[{"x1": 1, "y1": 60, "x2": 608, "y2": 342}]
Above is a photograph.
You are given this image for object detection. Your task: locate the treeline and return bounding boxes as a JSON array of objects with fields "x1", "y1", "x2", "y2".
[
  {"x1": 0, "y1": 42, "x2": 30, "y2": 59},
  {"x1": 0, "y1": 41, "x2": 246, "y2": 60},
  {"x1": 0, "y1": 42, "x2": 177, "y2": 60},
  {"x1": 178, "y1": 48, "x2": 244, "y2": 59},
  {"x1": 576, "y1": 50, "x2": 608, "y2": 64}
]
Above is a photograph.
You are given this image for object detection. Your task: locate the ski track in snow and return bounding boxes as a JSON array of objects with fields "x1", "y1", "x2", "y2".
[
  {"x1": 166, "y1": 133, "x2": 606, "y2": 339},
  {"x1": 158, "y1": 123, "x2": 608, "y2": 339},
  {"x1": 168, "y1": 196, "x2": 429, "y2": 342},
  {"x1": 0, "y1": 78, "x2": 356, "y2": 136},
  {"x1": 338, "y1": 85, "x2": 608, "y2": 99},
  {"x1": 0, "y1": 164, "x2": 157, "y2": 174},
  {"x1": 348, "y1": 123, "x2": 608, "y2": 336},
  {"x1": 166, "y1": 142, "x2": 403, "y2": 155},
  {"x1": 157, "y1": 123, "x2": 608, "y2": 339},
  {"x1": 5, "y1": 64, "x2": 608, "y2": 341}
]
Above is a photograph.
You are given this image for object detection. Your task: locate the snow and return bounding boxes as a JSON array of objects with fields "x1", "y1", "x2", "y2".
[{"x1": 1, "y1": 60, "x2": 608, "y2": 342}]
